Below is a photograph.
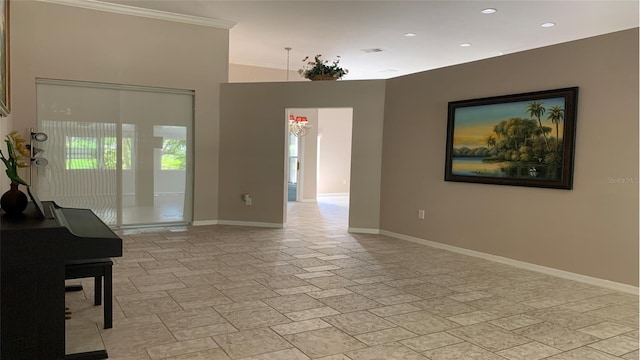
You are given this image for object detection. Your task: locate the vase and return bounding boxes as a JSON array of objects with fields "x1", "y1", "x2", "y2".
[
  {"x1": 309, "y1": 74, "x2": 338, "y2": 81},
  {"x1": 1, "y1": 182, "x2": 28, "y2": 215}
]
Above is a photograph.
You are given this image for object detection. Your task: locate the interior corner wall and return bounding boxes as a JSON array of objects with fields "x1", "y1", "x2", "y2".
[
  {"x1": 380, "y1": 29, "x2": 639, "y2": 286},
  {"x1": 219, "y1": 81, "x2": 386, "y2": 229},
  {"x1": 10, "y1": 1, "x2": 229, "y2": 222}
]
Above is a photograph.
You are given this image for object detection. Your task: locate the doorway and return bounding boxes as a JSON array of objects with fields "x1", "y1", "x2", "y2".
[
  {"x1": 287, "y1": 132, "x2": 300, "y2": 201},
  {"x1": 285, "y1": 108, "x2": 353, "y2": 225}
]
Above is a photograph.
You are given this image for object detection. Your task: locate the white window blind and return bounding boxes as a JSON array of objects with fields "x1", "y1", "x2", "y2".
[{"x1": 35, "y1": 79, "x2": 194, "y2": 226}]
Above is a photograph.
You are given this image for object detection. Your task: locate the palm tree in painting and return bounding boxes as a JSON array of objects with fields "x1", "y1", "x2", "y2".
[
  {"x1": 484, "y1": 135, "x2": 496, "y2": 149},
  {"x1": 526, "y1": 101, "x2": 548, "y2": 147},
  {"x1": 547, "y1": 105, "x2": 564, "y2": 152}
]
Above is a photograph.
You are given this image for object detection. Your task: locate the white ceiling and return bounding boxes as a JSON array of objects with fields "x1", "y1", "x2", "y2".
[{"x1": 101, "y1": 0, "x2": 638, "y2": 80}]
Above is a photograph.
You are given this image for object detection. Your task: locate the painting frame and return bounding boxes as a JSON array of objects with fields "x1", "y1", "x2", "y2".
[
  {"x1": 445, "y1": 87, "x2": 578, "y2": 189},
  {"x1": 0, "y1": 0, "x2": 9, "y2": 117}
]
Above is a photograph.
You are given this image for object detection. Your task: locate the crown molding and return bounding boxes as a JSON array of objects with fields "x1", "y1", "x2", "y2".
[{"x1": 37, "y1": 0, "x2": 237, "y2": 29}]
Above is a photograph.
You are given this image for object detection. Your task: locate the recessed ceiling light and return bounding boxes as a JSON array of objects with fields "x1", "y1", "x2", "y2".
[
  {"x1": 481, "y1": 8, "x2": 497, "y2": 14},
  {"x1": 404, "y1": 32, "x2": 417, "y2": 37},
  {"x1": 460, "y1": 43, "x2": 472, "y2": 47},
  {"x1": 541, "y1": 22, "x2": 556, "y2": 28}
]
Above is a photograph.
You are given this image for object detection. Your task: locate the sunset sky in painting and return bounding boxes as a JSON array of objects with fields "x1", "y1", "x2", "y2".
[{"x1": 453, "y1": 97, "x2": 565, "y2": 148}]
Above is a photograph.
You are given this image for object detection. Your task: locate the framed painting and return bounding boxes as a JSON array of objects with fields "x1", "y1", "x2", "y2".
[
  {"x1": 445, "y1": 87, "x2": 578, "y2": 189},
  {"x1": 0, "y1": 0, "x2": 8, "y2": 117}
]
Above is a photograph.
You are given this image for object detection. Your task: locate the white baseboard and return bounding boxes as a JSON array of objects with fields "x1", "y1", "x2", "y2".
[
  {"x1": 318, "y1": 193, "x2": 349, "y2": 197},
  {"x1": 348, "y1": 227, "x2": 380, "y2": 234},
  {"x1": 192, "y1": 220, "x2": 218, "y2": 226},
  {"x1": 217, "y1": 220, "x2": 283, "y2": 228},
  {"x1": 379, "y1": 230, "x2": 639, "y2": 295}
]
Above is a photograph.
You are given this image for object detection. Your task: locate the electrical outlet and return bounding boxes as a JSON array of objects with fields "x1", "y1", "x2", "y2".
[
  {"x1": 418, "y1": 209, "x2": 425, "y2": 219},
  {"x1": 246, "y1": 197, "x2": 252, "y2": 206}
]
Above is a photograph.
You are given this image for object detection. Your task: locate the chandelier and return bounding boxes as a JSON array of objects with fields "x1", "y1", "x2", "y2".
[{"x1": 289, "y1": 114, "x2": 311, "y2": 137}]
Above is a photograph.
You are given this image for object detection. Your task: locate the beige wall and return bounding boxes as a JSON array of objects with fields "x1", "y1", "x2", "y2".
[
  {"x1": 317, "y1": 108, "x2": 353, "y2": 195},
  {"x1": 219, "y1": 81, "x2": 386, "y2": 229},
  {"x1": 10, "y1": 1, "x2": 229, "y2": 222},
  {"x1": 230, "y1": 64, "x2": 302, "y2": 83},
  {"x1": 301, "y1": 109, "x2": 318, "y2": 201},
  {"x1": 380, "y1": 29, "x2": 639, "y2": 286}
]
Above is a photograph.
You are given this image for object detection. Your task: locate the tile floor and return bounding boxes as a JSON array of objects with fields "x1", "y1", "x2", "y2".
[{"x1": 65, "y1": 196, "x2": 639, "y2": 359}]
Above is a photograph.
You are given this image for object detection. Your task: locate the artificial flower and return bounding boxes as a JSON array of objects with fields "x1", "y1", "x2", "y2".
[{"x1": 0, "y1": 131, "x2": 30, "y2": 186}]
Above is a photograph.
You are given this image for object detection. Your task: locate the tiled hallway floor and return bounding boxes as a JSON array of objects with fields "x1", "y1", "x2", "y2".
[{"x1": 66, "y1": 196, "x2": 639, "y2": 359}]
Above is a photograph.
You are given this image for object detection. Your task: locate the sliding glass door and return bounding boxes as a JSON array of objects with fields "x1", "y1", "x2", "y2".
[{"x1": 35, "y1": 79, "x2": 194, "y2": 226}]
